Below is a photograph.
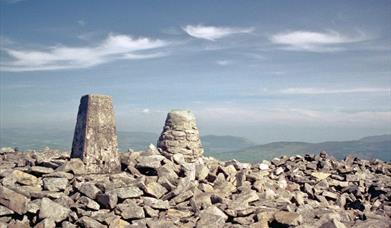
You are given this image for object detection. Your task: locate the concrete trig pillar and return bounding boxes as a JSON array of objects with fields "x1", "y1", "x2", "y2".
[{"x1": 71, "y1": 94, "x2": 121, "y2": 174}]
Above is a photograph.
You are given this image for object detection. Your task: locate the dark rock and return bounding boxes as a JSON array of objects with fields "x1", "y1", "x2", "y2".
[
  {"x1": 346, "y1": 200, "x2": 365, "y2": 211},
  {"x1": 96, "y1": 192, "x2": 117, "y2": 209}
]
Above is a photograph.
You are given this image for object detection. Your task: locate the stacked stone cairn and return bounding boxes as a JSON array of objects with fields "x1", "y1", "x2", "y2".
[
  {"x1": 0, "y1": 94, "x2": 390, "y2": 227},
  {"x1": 157, "y1": 110, "x2": 204, "y2": 162}
]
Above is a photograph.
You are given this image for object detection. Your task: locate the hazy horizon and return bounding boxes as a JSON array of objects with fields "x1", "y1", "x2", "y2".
[{"x1": 1, "y1": 0, "x2": 390, "y2": 144}]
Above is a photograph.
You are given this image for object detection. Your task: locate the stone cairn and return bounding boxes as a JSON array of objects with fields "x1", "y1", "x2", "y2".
[
  {"x1": 71, "y1": 94, "x2": 121, "y2": 174},
  {"x1": 157, "y1": 109, "x2": 204, "y2": 162}
]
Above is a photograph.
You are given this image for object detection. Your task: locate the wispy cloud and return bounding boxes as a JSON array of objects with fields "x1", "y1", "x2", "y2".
[
  {"x1": 270, "y1": 30, "x2": 369, "y2": 52},
  {"x1": 0, "y1": 0, "x2": 25, "y2": 3},
  {"x1": 279, "y1": 87, "x2": 389, "y2": 95},
  {"x1": 77, "y1": 20, "x2": 86, "y2": 27},
  {"x1": 183, "y1": 25, "x2": 254, "y2": 41},
  {"x1": 216, "y1": 60, "x2": 231, "y2": 66},
  {"x1": 195, "y1": 105, "x2": 390, "y2": 127},
  {"x1": 1, "y1": 33, "x2": 168, "y2": 72}
]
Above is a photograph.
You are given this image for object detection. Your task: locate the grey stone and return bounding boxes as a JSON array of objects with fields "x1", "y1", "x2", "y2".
[
  {"x1": 274, "y1": 211, "x2": 303, "y2": 226},
  {"x1": 196, "y1": 205, "x2": 228, "y2": 228},
  {"x1": 31, "y1": 166, "x2": 54, "y2": 175},
  {"x1": 7, "y1": 170, "x2": 39, "y2": 186},
  {"x1": 143, "y1": 197, "x2": 169, "y2": 209},
  {"x1": 115, "y1": 201, "x2": 145, "y2": 219},
  {"x1": 136, "y1": 155, "x2": 165, "y2": 169},
  {"x1": 57, "y1": 158, "x2": 86, "y2": 175},
  {"x1": 77, "y1": 196, "x2": 100, "y2": 210},
  {"x1": 34, "y1": 218, "x2": 56, "y2": 228},
  {"x1": 78, "y1": 216, "x2": 106, "y2": 228},
  {"x1": 0, "y1": 205, "x2": 14, "y2": 216},
  {"x1": 144, "y1": 182, "x2": 167, "y2": 199},
  {"x1": 96, "y1": 192, "x2": 117, "y2": 209},
  {"x1": 108, "y1": 186, "x2": 143, "y2": 200},
  {"x1": 43, "y1": 177, "x2": 68, "y2": 191},
  {"x1": 146, "y1": 220, "x2": 177, "y2": 228},
  {"x1": 320, "y1": 218, "x2": 346, "y2": 228},
  {"x1": 0, "y1": 186, "x2": 29, "y2": 215},
  {"x1": 78, "y1": 182, "x2": 101, "y2": 199},
  {"x1": 230, "y1": 190, "x2": 259, "y2": 210},
  {"x1": 108, "y1": 216, "x2": 132, "y2": 228},
  {"x1": 61, "y1": 221, "x2": 78, "y2": 228},
  {"x1": 71, "y1": 94, "x2": 121, "y2": 174},
  {"x1": 39, "y1": 197, "x2": 71, "y2": 223}
]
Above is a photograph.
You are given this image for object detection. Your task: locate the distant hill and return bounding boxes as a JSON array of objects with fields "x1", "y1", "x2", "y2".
[
  {"x1": 214, "y1": 135, "x2": 391, "y2": 162},
  {"x1": 1, "y1": 128, "x2": 389, "y2": 162},
  {"x1": 0, "y1": 128, "x2": 254, "y2": 154},
  {"x1": 201, "y1": 135, "x2": 256, "y2": 154}
]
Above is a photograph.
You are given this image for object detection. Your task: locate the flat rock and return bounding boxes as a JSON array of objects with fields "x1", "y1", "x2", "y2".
[
  {"x1": 43, "y1": 177, "x2": 68, "y2": 191},
  {"x1": 0, "y1": 185, "x2": 29, "y2": 214},
  {"x1": 31, "y1": 166, "x2": 54, "y2": 175},
  {"x1": 108, "y1": 186, "x2": 143, "y2": 200},
  {"x1": 274, "y1": 211, "x2": 303, "y2": 226},
  {"x1": 78, "y1": 216, "x2": 106, "y2": 228},
  {"x1": 136, "y1": 155, "x2": 165, "y2": 169},
  {"x1": 34, "y1": 218, "x2": 56, "y2": 228},
  {"x1": 8, "y1": 170, "x2": 39, "y2": 186},
  {"x1": 196, "y1": 205, "x2": 228, "y2": 228},
  {"x1": 0, "y1": 205, "x2": 14, "y2": 216},
  {"x1": 143, "y1": 197, "x2": 169, "y2": 209},
  {"x1": 57, "y1": 158, "x2": 86, "y2": 175},
  {"x1": 115, "y1": 201, "x2": 145, "y2": 220},
  {"x1": 77, "y1": 182, "x2": 101, "y2": 199},
  {"x1": 39, "y1": 197, "x2": 71, "y2": 223},
  {"x1": 311, "y1": 172, "x2": 331, "y2": 181},
  {"x1": 145, "y1": 182, "x2": 167, "y2": 198},
  {"x1": 77, "y1": 196, "x2": 100, "y2": 210},
  {"x1": 108, "y1": 216, "x2": 131, "y2": 228},
  {"x1": 320, "y1": 218, "x2": 346, "y2": 228}
]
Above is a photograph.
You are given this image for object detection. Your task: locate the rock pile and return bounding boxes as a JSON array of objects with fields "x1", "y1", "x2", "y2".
[
  {"x1": 157, "y1": 110, "x2": 204, "y2": 162},
  {"x1": 0, "y1": 147, "x2": 390, "y2": 227}
]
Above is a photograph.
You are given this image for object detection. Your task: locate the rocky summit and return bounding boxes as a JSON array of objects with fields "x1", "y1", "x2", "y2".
[
  {"x1": 0, "y1": 96, "x2": 390, "y2": 227},
  {"x1": 0, "y1": 147, "x2": 390, "y2": 228}
]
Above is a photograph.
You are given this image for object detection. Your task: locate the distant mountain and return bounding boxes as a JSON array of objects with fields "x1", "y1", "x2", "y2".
[
  {"x1": 215, "y1": 135, "x2": 391, "y2": 162},
  {"x1": 1, "y1": 128, "x2": 389, "y2": 162},
  {"x1": 0, "y1": 128, "x2": 254, "y2": 154},
  {"x1": 201, "y1": 135, "x2": 256, "y2": 154}
]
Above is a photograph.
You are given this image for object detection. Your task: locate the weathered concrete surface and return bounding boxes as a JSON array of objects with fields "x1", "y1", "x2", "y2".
[
  {"x1": 71, "y1": 94, "x2": 121, "y2": 174},
  {"x1": 157, "y1": 109, "x2": 204, "y2": 162}
]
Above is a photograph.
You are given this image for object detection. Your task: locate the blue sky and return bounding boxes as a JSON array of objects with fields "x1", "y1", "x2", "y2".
[{"x1": 0, "y1": 0, "x2": 390, "y2": 143}]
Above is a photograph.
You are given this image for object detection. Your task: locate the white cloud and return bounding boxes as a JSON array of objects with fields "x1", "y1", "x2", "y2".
[
  {"x1": 77, "y1": 20, "x2": 86, "y2": 26},
  {"x1": 216, "y1": 60, "x2": 231, "y2": 66},
  {"x1": 142, "y1": 108, "x2": 150, "y2": 114},
  {"x1": 183, "y1": 25, "x2": 254, "y2": 41},
  {"x1": 195, "y1": 105, "x2": 390, "y2": 127},
  {"x1": 279, "y1": 87, "x2": 389, "y2": 95},
  {"x1": 1, "y1": 33, "x2": 168, "y2": 72},
  {"x1": 270, "y1": 30, "x2": 368, "y2": 52},
  {"x1": 0, "y1": 0, "x2": 25, "y2": 3}
]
